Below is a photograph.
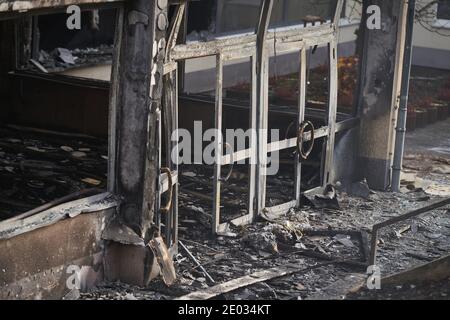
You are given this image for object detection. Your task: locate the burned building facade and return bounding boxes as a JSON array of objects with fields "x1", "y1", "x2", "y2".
[{"x1": 0, "y1": 0, "x2": 416, "y2": 299}]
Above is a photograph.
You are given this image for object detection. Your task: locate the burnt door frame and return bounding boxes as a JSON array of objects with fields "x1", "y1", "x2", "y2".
[{"x1": 166, "y1": 0, "x2": 349, "y2": 234}]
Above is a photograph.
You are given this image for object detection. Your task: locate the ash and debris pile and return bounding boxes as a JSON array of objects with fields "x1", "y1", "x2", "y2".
[
  {"x1": 28, "y1": 45, "x2": 113, "y2": 73},
  {"x1": 78, "y1": 133, "x2": 450, "y2": 300},
  {"x1": 82, "y1": 168, "x2": 450, "y2": 300},
  {"x1": 0, "y1": 126, "x2": 107, "y2": 219}
]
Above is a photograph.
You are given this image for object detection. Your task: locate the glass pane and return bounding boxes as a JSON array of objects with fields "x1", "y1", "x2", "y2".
[
  {"x1": 186, "y1": 0, "x2": 263, "y2": 41},
  {"x1": 186, "y1": 0, "x2": 340, "y2": 41},
  {"x1": 437, "y1": 0, "x2": 450, "y2": 20},
  {"x1": 216, "y1": 0, "x2": 263, "y2": 34},
  {"x1": 270, "y1": 0, "x2": 339, "y2": 28},
  {"x1": 337, "y1": 0, "x2": 362, "y2": 116},
  {"x1": 186, "y1": 0, "x2": 217, "y2": 40},
  {"x1": 220, "y1": 57, "x2": 253, "y2": 222}
]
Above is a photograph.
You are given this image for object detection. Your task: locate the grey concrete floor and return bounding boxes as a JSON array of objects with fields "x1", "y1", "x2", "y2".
[{"x1": 405, "y1": 118, "x2": 450, "y2": 158}]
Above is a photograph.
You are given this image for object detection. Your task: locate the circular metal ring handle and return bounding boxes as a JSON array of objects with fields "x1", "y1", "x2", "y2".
[
  {"x1": 220, "y1": 142, "x2": 234, "y2": 182},
  {"x1": 297, "y1": 121, "x2": 315, "y2": 161},
  {"x1": 160, "y1": 167, "x2": 173, "y2": 214}
]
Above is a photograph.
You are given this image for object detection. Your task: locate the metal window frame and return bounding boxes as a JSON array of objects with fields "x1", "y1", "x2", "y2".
[
  {"x1": 164, "y1": 0, "x2": 354, "y2": 234},
  {"x1": 153, "y1": 3, "x2": 186, "y2": 251},
  {"x1": 258, "y1": 0, "x2": 343, "y2": 218}
]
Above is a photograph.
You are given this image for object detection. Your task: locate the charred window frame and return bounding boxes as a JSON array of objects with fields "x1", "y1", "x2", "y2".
[
  {"x1": 13, "y1": 5, "x2": 119, "y2": 73},
  {"x1": 167, "y1": 0, "x2": 358, "y2": 234},
  {"x1": 0, "y1": 2, "x2": 123, "y2": 239}
]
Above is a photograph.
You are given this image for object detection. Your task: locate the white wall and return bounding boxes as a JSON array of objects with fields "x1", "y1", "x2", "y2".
[
  {"x1": 412, "y1": 0, "x2": 450, "y2": 69},
  {"x1": 338, "y1": 0, "x2": 450, "y2": 70}
]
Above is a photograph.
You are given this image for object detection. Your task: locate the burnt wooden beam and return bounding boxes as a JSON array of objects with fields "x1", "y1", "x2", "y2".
[
  {"x1": 0, "y1": 19, "x2": 15, "y2": 101},
  {"x1": 110, "y1": 0, "x2": 168, "y2": 238},
  {"x1": 31, "y1": 16, "x2": 39, "y2": 60},
  {"x1": 14, "y1": 16, "x2": 33, "y2": 68}
]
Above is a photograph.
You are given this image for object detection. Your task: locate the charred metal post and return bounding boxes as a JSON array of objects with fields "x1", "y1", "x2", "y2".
[
  {"x1": 392, "y1": 0, "x2": 416, "y2": 193},
  {"x1": 159, "y1": 3, "x2": 185, "y2": 249},
  {"x1": 323, "y1": 39, "x2": 339, "y2": 186},
  {"x1": 294, "y1": 48, "x2": 307, "y2": 206},
  {"x1": 357, "y1": 0, "x2": 408, "y2": 190},
  {"x1": 110, "y1": 0, "x2": 168, "y2": 238},
  {"x1": 255, "y1": 0, "x2": 274, "y2": 216},
  {"x1": 248, "y1": 54, "x2": 258, "y2": 222},
  {"x1": 212, "y1": 54, "x2": 223, "y2": 234},
  {"x1": 323, "y1": 0, "x2": 344, "y2": 186}
]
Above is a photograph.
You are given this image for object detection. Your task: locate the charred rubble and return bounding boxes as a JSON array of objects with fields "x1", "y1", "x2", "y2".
[{"x1": 0, "y1": 0, "x2": 449, "y2": 301}]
